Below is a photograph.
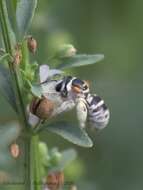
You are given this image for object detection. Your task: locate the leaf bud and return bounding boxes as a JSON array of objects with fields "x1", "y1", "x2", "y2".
[
  {"x1": 50, "y1": 148, "x2": 62, "y2": 166},
  {"x1": 56, "y1": 44, "x2": 76, "y2": 58}
]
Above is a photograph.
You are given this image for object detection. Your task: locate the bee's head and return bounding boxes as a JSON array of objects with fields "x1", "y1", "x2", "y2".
[{"x1": 71, "y1": 78, "x2": 89, "y2": 95}]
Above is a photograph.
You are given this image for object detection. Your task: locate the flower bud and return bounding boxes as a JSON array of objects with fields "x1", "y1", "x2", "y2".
[
  {"x1": 47, "y1": 171, "x2": 64, "y2": 190},
  {"x1": 27, "y1": 36, "x2": 37, "y2": 54},
  {"x1": 56, "y1": 44, "x2": 76, "y2": 58},
  {"x1": 10, "y1": 143, "x2": 20, "y2": 158},
  {"x1": 30, "y1": 97, "x2": 54, "y2": 119},
  {"x1": 39, "y1": 142, "x2": 49, "y2": 165},
  {"x1": 50, "y1": 148, "x2": 62, "y2": 166}
]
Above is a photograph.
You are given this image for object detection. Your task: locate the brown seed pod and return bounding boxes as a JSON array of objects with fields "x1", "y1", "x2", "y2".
[
  {"x1": 30, "y1": 97, "x2": 54, "y2": 119},
  {"x1": 47, "y1": 171, "x2": 64, "y2": 190},
  {"x1": 10, "y1": 143, "x2": 20, "y2": 158},
  {"x1": 27, "y1": 36, "x2": 37, "y2": 54}
]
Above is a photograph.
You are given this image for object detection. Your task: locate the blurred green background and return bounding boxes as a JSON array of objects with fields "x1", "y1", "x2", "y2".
[{"x1": 1, "y1": 0, "x2": 143, "y2": 190}]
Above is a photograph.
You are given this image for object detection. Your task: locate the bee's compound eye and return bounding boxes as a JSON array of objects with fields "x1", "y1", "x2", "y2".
[{"x1": 72, "y1": 78, "x2": 84, "y2": 88}]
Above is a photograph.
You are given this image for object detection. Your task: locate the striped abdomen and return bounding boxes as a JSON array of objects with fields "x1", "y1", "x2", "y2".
[{"x1": 86, "y1": 94, "x2": 110, "y2": 129}]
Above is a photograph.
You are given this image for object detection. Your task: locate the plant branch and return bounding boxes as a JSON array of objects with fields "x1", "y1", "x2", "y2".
[
  {"x1": 0, "y1": 0, "x2": 28, "y2": 129},
  {"x1": 31, "y1": 135, "x2": 42, "y2": 190},
  {"x1": 0, "y1": 1, "x2": 32, "y2": 189}
]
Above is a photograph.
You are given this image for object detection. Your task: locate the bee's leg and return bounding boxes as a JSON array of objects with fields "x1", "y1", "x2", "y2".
[
  {"x1": 52, "y1": 100, "x2": 75, "y2": 116},
  {"x1": 76, "y1": 98, "x2": 87, "y2": 128}
]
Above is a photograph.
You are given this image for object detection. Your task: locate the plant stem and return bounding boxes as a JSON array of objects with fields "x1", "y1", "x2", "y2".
[
  {"x1": 0, "y1": 0, "x2": 27, "y2": 128},
  {"x1": 31, "y1": 134, "x2": 42, "y2": 190},
  {"x1": 0, "y1": 0, "x2": 32, "y2": 189}
]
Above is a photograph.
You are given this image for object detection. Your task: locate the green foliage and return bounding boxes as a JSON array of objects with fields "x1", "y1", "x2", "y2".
[
  {"x1": 51, "y1": 149, "x2": 77, "y2": 172},
  {"x1": 0, "y1": 123, "x2": 20, "y2": 170},
  {"x1": 57, "y1": 54, "x2": 104, "y2": 69},
  {"x1": 0, "y1": 65, "x2": 17, "y2": 112},
  {"x1": 16, "y1": 0, "x2": 37, "y2": 39},
  {"x1": 64, "y1": 159, "x2": 85, "y2": 181},
  {"x1": 31, "y1": 84, "x2": 42, "y2": 98},
  {"x1": 0, "y1": 53, "x2": 10, "y2": 64},
  {"x1": 45, "y1": 121, "x2": 93, "y2": 147},
  {"x1": 38, "y1": 142, "x2": 77, "y2": 175},
  {"x1": 0, "y1": 122, "x2": 20, "y2": 148},
  {"x1": 0, "y1": 1, "x2": 107, "y2": 189}
]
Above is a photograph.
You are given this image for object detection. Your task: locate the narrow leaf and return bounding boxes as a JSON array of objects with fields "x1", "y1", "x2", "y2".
[
  {"x1": 0, "y1": 65, "x2": 17, "y2": 112},
  {"x1": 45, "y1": 121, "x2": 93, "y2": 148},
  {"x1": 57, "y1": 54, "x2": 104, "y2": 69},
  {"x1": 0, "y1": 122, "x2": 20, "y2": 169},
  {"x1": 0, "y1": 53, "x2": 10, "y2": 63},
  {"x1": 31, "y1": 84, "x2": 42, "y2": 98},
  {"x1": 16, "y1": 0, "x2": 37, "y2": 38},
  {"x1": 0, "y1": 122, "x2": 20, "y2": 147}
]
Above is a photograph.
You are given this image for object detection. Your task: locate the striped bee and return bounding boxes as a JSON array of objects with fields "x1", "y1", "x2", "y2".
[
  {"x1": 29, "y1": 64, "x2": 110, "y2": 130},
  {"x1": 29, "y1": 65, "x2": 87, "y2": 126},
  {"x1": 76, "y1": 93, "x2": 110, "y2": 130}
]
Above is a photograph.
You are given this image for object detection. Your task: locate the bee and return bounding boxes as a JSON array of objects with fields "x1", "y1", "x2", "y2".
[
  {"x1": 39, "y1": 65, "x2": 90, "y2": 117},
  {"x1": 29, "y1": 64, "x2": 110, "y2": 130},
  {"x1": 29, "y1": 65, "x2": 84, "y2": 125},
  {"x1": 76, "y1": 93, "x2": 110, "y2": 130}
]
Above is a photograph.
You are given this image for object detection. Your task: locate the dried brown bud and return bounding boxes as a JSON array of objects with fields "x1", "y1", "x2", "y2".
[
  {"x1": 30, "y1": 97, "x2": 54, "y2": 119},
  {"x1": 13, "y1": 49, "x2": 22, "y2": 65},
  {"x1": 47, "y1": 171, "x2": 64, "y2": 190},
  {"x1": 27, "y1": 36, "x2": 37, "y2": 54},
  {"x1": 10, "y1": 143, "x2": 20, "y2": 158}
]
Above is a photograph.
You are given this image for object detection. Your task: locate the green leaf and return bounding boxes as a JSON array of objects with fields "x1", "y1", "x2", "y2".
[
  {"x1": 0, "y1": 65, "x2": 17, "y2": 112},
  {"x1": 16, "y1": 0, "x2": 37, "y2": 39},
  {"x1": 57, "y1": 54, "x2": 104, "y2": 69},
  {"x1": 51, "y1": 149, "x2": 77, "y2": 172},
  {"x1": 13, "y1": 0, "x2": 18, "y2": 11},
  {"x1": 0, "y1": 122, "x2": 20, "y2": 170},
  {"x1": 0, "y1": 0, "x2": 16, "y2": 47},
  {"x1": 0, "y1": 122, "x2": 20, "y2": 147},
  {"x1": 45, "y1": 121, "x2": 93, "y2": 148},
  {"x1": 31, "y1": 84, "x2": 42, "y2": 98},
  {"x1": 0, "y1": 53, "x2": 10, "y2": 63}
]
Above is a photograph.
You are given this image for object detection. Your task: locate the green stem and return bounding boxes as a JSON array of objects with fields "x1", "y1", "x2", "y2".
[
  {"x1": 0, "y1": 0, "x2": 27, "y2": 128},
  {"x1": 0, "y1": 0, "x2": 32, "y2": 189},
  {"x1": 31, "y1": 134, "x2": 42, "y2": 190},
  {"x1": 21, "y1": 40, "x2": 29, "y2": 70}
]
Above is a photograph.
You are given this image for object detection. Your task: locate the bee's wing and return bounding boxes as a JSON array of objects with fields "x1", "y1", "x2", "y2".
[
  {"x1": 39, "y1": 64, "x2": 64, "y2": 83},
  {"x1": 39, "y1": 65, "x2": 50, "y2": 83},
  {"x1": 52, "y1": 99, "x2": 75, "y2": 117}
]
